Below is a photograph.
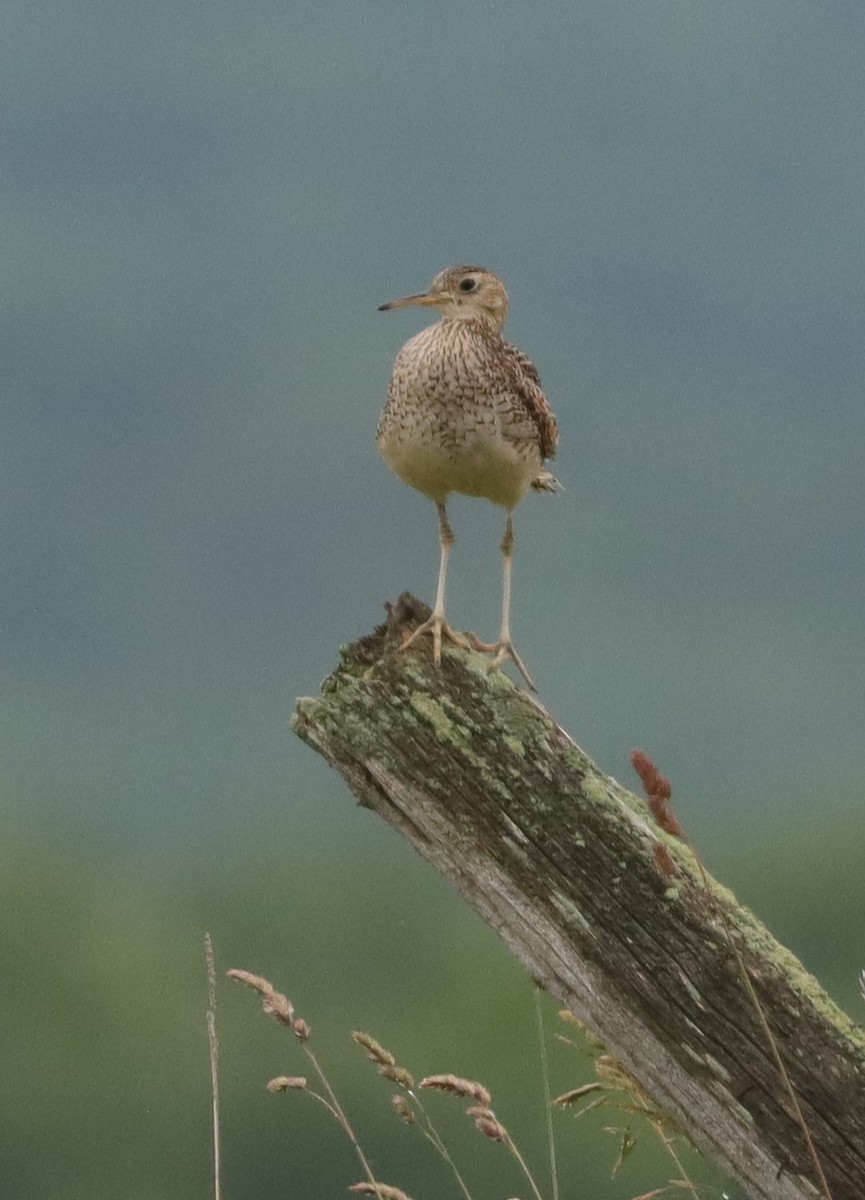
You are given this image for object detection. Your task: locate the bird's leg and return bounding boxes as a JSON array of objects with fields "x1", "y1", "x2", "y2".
[
  {"x1": 469, "y1": 514, "x2": 537, "y2": 690},
  {"x1": 400, "y1": 501, "x2": 470, "y2": 665}
]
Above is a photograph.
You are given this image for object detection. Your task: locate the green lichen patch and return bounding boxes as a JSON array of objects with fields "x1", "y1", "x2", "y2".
[
  {"x1": 409, "y1": 691, "x2": 470, "y2": 748},
  {"x1": 562, "y1": 743, "x2": 593, "y2": 774},
  {"x1": 503, "y1": 734, "x2": 526, "y2": 757},
  {"x1": 461, "y1": 646, "x2": 518, "y2": 690},
  {"x1": 291, "y1": 695, "x2": 323, "y2": 729}
]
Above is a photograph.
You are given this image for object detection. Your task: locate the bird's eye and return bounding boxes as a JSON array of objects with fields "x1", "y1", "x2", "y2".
[{"x1": 458, "y1": 277, "x2": 477, "y2": 293}]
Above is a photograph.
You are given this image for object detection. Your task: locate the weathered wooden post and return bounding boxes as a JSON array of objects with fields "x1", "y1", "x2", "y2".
[{"x1": 292, "y1": 595, "x2": 865, "y2": 1200}]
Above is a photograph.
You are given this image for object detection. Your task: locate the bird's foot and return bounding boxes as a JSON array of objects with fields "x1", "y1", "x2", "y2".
[
  {"x1": 466, "y1": 633, "x2": 537, "y2": 692},
  {"x1": 400, "y1": 613, "x2": 470, "y2": 666}
]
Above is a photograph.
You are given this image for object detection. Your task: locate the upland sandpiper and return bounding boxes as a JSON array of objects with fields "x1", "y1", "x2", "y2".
[{"x1": 377, "y1": 265, "x2": 559, "y2": 690}]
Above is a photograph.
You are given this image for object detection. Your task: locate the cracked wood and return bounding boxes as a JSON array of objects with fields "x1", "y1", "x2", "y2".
[{"x1": 292, "y1": 594, "x2": 865, "y2": 1200}]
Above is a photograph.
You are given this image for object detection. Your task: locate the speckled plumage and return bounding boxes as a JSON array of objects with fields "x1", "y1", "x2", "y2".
[
  {"x1": 376, "y1": 267, "x2": 558, "y2": 507},
  {"x1": 376, "y1": 265, "x2": 560, "y2": 689}
]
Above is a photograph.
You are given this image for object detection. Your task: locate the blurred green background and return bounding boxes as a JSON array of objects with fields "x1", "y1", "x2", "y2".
[{"x1": 3, "y1": 2, "x2": 863, "y2": 1197}]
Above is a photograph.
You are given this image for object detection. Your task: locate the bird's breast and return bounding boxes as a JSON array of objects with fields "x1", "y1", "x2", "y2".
[{"x1": 377, "y1": 323, "x2": 541, "y2": 507}]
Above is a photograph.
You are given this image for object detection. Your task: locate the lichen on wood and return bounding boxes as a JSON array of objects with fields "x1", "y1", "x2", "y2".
[{"x1": 292, "y1": 594, "x2": 865, "y2": 1200}]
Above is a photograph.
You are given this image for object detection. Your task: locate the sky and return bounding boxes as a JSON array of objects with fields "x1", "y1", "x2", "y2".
[
  {"x1": 2, "y1": 3, "x2": 863, "y2": 1194},
  {"x1": 5, "y1": 0, "x2": 864, "y2": 841}
]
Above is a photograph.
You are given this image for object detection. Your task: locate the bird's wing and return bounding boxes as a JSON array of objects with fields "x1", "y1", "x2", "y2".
[{"x1": 499, "y1": 339, "x2": 559, "y2": 461}]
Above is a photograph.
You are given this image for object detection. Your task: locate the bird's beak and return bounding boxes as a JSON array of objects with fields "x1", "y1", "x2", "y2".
[{"x1": 378, "y1": 291, "x2": 442, "y2": 312}]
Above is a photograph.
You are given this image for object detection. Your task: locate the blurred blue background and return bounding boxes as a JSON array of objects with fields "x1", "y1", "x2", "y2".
[{"x1": 3, "y1": 2, "x2": 863, "y2": 1197}]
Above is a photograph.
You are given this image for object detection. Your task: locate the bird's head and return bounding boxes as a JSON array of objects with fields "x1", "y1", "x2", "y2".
[{"x1": 379, "y1": 265, "x2": 509, "y2": 330}]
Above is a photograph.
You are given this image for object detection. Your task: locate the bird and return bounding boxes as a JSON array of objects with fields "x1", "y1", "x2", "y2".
[{"x1": 376, "y1": 265, "x2": 559, "y2": 689}]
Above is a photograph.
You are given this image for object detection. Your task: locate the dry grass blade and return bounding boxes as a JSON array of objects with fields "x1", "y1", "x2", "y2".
[
  {"x1": 553, "y1": 1084, "x2": 604, "y2": 1107},
  {"x1": 229, "y1": 966, "x2": 386, "y2": 1197},
  {"x1": 534, "y1": 987, "x2": 558, "y2": 1200},
  {"x1": 605, "y1": 1126, "x2": 638, "y2": 1176},
  {"x1": 205, "y1": 933, "x2": 221, "y2": 1200},
  {"x1": 349, "y1": 1035, "x2": 475, "y2": 1200},
  {"x1": 554, "y1": 1010, "x2": 701, "y2": 1193}
]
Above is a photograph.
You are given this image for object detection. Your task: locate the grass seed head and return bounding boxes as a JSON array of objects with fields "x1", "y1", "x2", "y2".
[
  {"x1": 267, "y1": 1075, "x2": 308, "y2": 1093},
  {"x1": 227, "y1": 969, "x2": 299, "y2": 1030},
  {"x1": 351, "y1": 1032, "x2": 397, "y2": 1067},
  {"x1": 419, "y1": 1073, "x2": 492, "y2": 1107},
  {"x1": 349, "y1": 1183, "x2": 413, "y2": 1200},
  {"x1": 378, "y1": 1064, "x2": 414, "y2": 1088},
  {"x1": 391, "y1": 1094, "x2": 414, "y2": 1124}
]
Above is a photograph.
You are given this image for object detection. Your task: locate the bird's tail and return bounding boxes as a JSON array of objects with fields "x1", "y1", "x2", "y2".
[{"x1": 531, "y1": 469, "x2": 563, "y2": 494}]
